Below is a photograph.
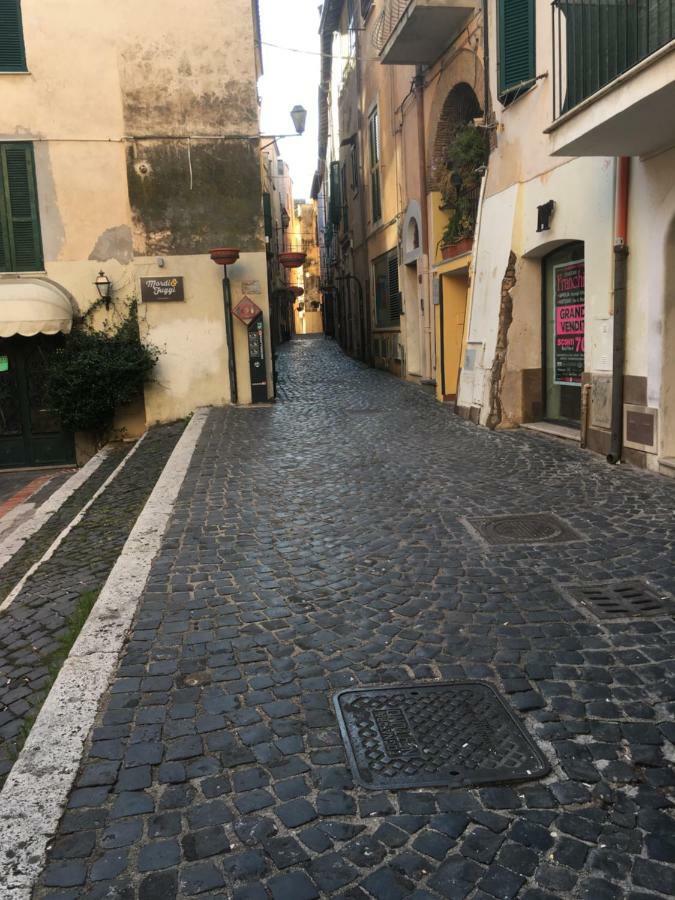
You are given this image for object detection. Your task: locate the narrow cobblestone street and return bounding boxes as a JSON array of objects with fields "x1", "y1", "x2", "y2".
[{"x1": 36, "y1": 337, "x2": 675, "y2": 899}]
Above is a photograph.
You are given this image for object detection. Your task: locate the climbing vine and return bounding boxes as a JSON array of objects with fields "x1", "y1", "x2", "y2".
[{"x1": 46, "y1": 299, "x2": 160, "y2": 434}]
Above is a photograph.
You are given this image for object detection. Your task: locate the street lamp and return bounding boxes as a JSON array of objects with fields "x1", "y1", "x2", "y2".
[
  {"x1": 260, "y1": 106, "x2": 308, "y2": 151},
  {"x1": 94, "y1": 270, "x2": 113, "y2": 308}
]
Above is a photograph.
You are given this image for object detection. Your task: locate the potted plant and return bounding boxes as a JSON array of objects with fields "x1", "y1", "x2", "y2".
[{"x1": 437, "y1": 125, "x2": 488, "y2": 260}]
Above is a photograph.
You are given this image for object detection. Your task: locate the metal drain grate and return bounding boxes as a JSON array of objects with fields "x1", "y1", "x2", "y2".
[
  {"x1": 334, "y1": 681, "x2": 550, "y2": 791},
  {"x1": 465, "y1": 512, "x2": 580, "y2": 545},
  {"x1": 570, "y1": 580, "x2": 674, "y2": 619}
]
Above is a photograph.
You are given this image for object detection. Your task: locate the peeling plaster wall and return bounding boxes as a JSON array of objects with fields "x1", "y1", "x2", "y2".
[{"x1": 0, "y1": 0, "x2": 269, "y2": 434}]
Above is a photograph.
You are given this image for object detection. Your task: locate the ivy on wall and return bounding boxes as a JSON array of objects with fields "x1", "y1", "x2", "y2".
[{"x1": 46, "y1": 299, "x2": 160, "y2": 435}]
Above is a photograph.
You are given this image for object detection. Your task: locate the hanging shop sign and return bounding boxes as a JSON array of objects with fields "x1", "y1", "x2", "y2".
[
  {"x1": 553, "y1": 259, "x2": 585, "y2": 386},
  {"x1": 232, "y1": 296, "x2": 262, "y2": 326},
  {"x1": 0, "y1": 356, "x2": 8, "y2": 373},
  {"x1": 140, "y1": 277, "x2": 185, "y2": 302}
]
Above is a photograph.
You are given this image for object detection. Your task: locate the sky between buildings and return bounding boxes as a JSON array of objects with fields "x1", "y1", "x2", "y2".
[{"x1": 259, "y1": 0, "x2": 322, "y2": 200}]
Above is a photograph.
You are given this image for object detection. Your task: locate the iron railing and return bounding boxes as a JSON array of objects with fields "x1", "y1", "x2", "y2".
[
  {"x1": 552, "y1": 0, "x2": 675, "y2": 119},
  {"x1": 372, "y1": 0, "x2": 413, "y2": 52}
]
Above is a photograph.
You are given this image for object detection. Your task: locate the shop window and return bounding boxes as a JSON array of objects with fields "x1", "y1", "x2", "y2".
[
  {"x1": 0, "y1": 0, "x2": 27, "y2": 72},
  {"x1": 498, "y1": 0, "x2": 536, "y2": 102},
  {"x1": 368, "y1": 107, "x2": 382, "y2": 223},
  {"x1": 0, "y1": 143, "x2": 43, "y2": 273},
  {"x1": 373, "y1": 249, "x2": 401, "y2": 328}
]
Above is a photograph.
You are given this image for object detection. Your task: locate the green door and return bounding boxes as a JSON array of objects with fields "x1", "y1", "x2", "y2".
[
  {"x1": 0, "y1": 336, "x2": 75, "y2": 468},
  {"x1": 543, "y1": 242, "x2": 585, "y2": 426}
]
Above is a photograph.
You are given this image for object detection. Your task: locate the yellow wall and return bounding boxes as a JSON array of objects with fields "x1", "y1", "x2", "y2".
[{"x1": 0, "y1": 0, "x2": 270, "y2": 440}]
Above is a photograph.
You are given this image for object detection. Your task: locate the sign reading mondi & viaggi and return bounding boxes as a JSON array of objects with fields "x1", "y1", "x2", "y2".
[
  {"x1": 140, "y1": 277, "x2": 185, "y2": 302},
  {"x1": 553, "y1": 260, "x2": 585, "y2": 386}
]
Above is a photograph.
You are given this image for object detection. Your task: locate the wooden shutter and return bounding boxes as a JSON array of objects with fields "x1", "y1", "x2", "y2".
[
  {"x1": 498, "y1": 0, "x2": 535, "y2": 98},
  {"x1": 0, "y1": 0, "x2": 27, "y2": 72},
  {"x1": 388, "y1": 250, "x2": 401, "y2": 325},
  {"x1": 1, "y1": 144, "x2": 43, "y2": 271},
  {"x1": 329, "y1": 161, "x2": 341, "y2": 226}
]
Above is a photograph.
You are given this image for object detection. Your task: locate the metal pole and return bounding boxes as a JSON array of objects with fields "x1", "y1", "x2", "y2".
[{"x1": 222, "y1": 272, "x2": 238, "y2": 405}]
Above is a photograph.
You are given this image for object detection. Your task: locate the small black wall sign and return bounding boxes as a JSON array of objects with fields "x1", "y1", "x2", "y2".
[{"x1": 140, "y1": 277, "x2": 185, "y2": 302}]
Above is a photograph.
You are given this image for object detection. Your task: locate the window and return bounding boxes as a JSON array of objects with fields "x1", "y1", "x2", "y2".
[
  {"x1": 262, "y1": 193, "x2": 273, "y2": 241},
  {"x1": 361, "y1": 0, "x2": 373, "y2": 18},
  {"x1": 347, "y1": 0, "x2": 357, "y2": 59},
  {"x1": 368, "y1": 107, "x2": 382, "y2": 223},
  {"x1": 350, "y1": 141, "x2": 359, "y2": 191},
  {"x1": 373, "y1": 249, "x2": 401, "y2": 329},
  {"x1": 0, "y1": 0, "x2": 27, "y2": 71},
  {"x1": 329, "y1": 160, "x2": 341, "y2": 227},
  {"x1": 498, "y1": 0, "x2": 536, "y2": 102},
  {"x1": 0, "y1": 143, "x2": 43, "y2": 272}
]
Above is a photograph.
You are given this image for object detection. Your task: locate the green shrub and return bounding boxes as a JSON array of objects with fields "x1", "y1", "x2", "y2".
[
  {"x1": 46, "y1": 300, "x2": 160, "y2": 434},
  {"x1": 438, "y1": 125, "x2": 489, "y2": 245}
]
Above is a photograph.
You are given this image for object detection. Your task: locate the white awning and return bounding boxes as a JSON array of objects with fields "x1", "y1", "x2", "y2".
[{"x1": 0, "y1": 278, "x2": 74, "y2": 338}]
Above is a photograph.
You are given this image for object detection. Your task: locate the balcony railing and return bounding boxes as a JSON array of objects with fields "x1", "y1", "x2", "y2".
[
  {"x1": 552, "y1": 0, "x2": 675, "y2": 119},
  {"x1": 372, "y1": 0, "x2": 410, "y2": 52},
  {"x1": 372, "y1": 0, "x2": 475, "y2": 65}
]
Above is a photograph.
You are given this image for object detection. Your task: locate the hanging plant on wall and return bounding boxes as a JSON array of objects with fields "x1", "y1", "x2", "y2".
[
  {"x1": 45, "y1": 299, "x2": 160, "y2": 436},
  {"x1": 438, "y1": 125, "x2": 489, "y2": 247}
]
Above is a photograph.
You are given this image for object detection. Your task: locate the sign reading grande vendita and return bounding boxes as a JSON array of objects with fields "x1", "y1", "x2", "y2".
[
  {"x1": 553, "y1": 260, "x2": 585, "y2": 386},
  {"x1": 140, "y1": 277, "x2": 185, "y2": 302}
]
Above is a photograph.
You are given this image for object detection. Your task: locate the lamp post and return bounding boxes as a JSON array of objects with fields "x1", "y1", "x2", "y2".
[{"x1": 210, "y1": 249, "x2": 240, "y2": 405}]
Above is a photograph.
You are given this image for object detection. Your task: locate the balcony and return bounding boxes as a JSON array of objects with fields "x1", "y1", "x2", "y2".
[
  {"x1": 373, "y1": 0, "x2": 475, "y2": 66},
  {"x1": 549, "y1": 0, "x2": 675, "y2": 156}
]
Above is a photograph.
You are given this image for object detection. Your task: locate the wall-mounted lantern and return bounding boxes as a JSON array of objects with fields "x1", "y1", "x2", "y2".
[{"x1": 94, "y1": 271, "x2": 113, "y2": 308}]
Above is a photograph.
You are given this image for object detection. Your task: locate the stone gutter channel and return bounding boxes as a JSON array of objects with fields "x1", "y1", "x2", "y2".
[{"x1": 0, "y1": 420, "x2": 189, "y2": 791}]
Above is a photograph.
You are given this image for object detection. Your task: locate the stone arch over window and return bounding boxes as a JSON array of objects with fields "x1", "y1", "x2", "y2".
[
  {"x1": 426, "y1": 50, "x2": 485, "y2": 190},
  {"x1": 401, "y1": 200, "x2": 422, "y2": 264},
  {"x1": 430, "y1": 83, "x2": 482, "y2": 191}
]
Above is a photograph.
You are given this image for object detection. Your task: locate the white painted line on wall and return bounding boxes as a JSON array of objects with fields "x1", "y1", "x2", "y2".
[
  {"x1": 0, "y1": 408, "x2": 208, "y2": 900},
  {"x1": 0, "y1": 447, "x2": 111, "y2": 572},
  {"x1": 0, "y1": 436, "x2": 149, "y2": 614}
]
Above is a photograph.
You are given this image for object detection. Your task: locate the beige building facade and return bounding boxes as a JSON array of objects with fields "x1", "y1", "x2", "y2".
[{"x1": 0, "y1": 0, "x2": 273, "y2": 468}]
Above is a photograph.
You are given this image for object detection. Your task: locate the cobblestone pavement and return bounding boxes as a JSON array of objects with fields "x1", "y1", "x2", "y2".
[
  {"x1": 35, "y1": 338, "x2": 675, "y2": 899},
  {"x1": 0, "y1": 424, "x2": 184, "y2": 787}
]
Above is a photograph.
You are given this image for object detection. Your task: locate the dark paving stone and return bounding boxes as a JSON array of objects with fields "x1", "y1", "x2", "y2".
[{"x1": 33, "y1": 341, "x2": 675, "y2": 898}]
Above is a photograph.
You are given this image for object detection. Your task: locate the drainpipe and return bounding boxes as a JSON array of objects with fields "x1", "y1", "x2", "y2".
[
  {"x1": 415, "y1": 66, "x2": 434, "y2": 382},
  {"x1": 607, "y1": 156, "x2": 630, "y2": 464}
]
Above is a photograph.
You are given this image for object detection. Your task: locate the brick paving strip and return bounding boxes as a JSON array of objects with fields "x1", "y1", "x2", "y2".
[
  {"x1": 0, "y1": 420, "x2": 190, "y2": 791},
  {"x1": 7, "y1": 340, "x2": 675, "y2": 899}
]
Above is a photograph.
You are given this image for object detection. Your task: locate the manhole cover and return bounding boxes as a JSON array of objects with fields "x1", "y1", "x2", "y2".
[
  {"x1": 334, "y1": 681, "x2": 550, "y2": 791},
  {"x1": 570, "y1": 580, "x2": 674, "y2": 619},
  {"x1": 466, "y1": 512, "x2": 580, "y2": 545}
]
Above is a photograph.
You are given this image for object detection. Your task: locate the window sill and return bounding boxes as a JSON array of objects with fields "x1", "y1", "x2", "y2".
[
  {"x1": 498, "y1": 78, "x2": 538, "y2": 109},
  {"x1": 0, "y1": 70, "x2": 30, "y2": 75},
  {"x1": 0, "y1": 270, "x2": 48, "y2": 277}
]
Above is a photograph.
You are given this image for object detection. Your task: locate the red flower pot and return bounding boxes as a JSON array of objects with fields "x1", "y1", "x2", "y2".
[
  {"x1": 210, "y1": 247, "x2": 240, "y2": 266},
  {"x1": 441, "y1": 237, "x2": 473, "y2": 261},
  {"x1": 279, "y1": 251, "x2": 306, "y2": 269}
]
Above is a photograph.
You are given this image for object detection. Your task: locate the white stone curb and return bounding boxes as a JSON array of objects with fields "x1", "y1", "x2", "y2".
[
  {"x1": 0, "y1": 408, "x2": 209, "y2": 899},
  {"x1": 0, "y1": 435, "x2": 149, "y2": 614},
  {"x1": 0, "y1": 448, "x2": 111, "y2": 572}
]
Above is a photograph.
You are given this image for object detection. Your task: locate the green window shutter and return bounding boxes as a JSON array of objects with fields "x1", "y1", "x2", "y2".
[
  {"x1": 498, "y1": 0, "x2": 535, "y2": 99},
  {"x1": 0, "y1": 0, "x2": 27, "y2": 72},
  {"x1": 262, "y1": 192, "x2": 273, "y2": 240},
  {"x1": 329, "y1": 161, "x2": 341, "y2": 227},
  {"x1": 0, "y1": 143, "x2": 43, "y2": 271}
]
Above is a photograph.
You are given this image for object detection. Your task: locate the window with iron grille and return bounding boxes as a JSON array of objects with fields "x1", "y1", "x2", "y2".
[
  {"x1": 0, "y1": 0, "x2": 27, "y2": 72},
  {"x1": 498, "y1": 0, "x2": 536, "y2": 102},
  {"x1": 373, "y1": 249, "x2": 401, "y2": 329},
  {"x1": 368, "y1": 107, "x2": 382, "y2": 223},
  {"x1": 0, "y1": 143, "x2": 43, "y2": 272}
]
